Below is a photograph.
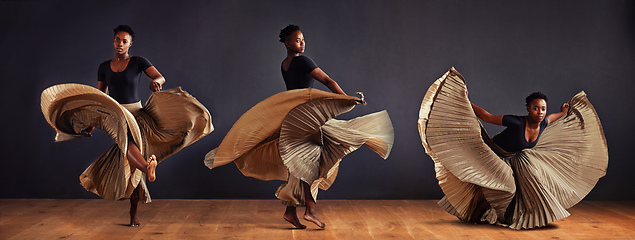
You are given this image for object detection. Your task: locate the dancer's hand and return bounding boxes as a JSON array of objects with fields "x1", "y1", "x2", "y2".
[
  {"x1": 356, "y1": 92, "x2": 366, "y2": 105},
  {"x1": 150, "y1": 80, "x2": 163, "y2": 92},
  {"x1": 561, "y1": 103, "x2": 569, "y2": 112}
]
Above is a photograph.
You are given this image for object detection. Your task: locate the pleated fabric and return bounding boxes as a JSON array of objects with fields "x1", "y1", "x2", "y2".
[
  {"x1": 205, "y1": 88, "x2": 394, "y2": 205},
  {"x1": 418, "y1": 68, "x2": 608, "y2": 229},
  {"x1": 41, "y1": 83, "x2": 213, "y2": 203}
]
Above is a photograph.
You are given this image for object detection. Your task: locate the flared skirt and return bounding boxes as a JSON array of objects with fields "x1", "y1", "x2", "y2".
[
  {"x1": 418, "y1": 68, "x2": 608, "y2": 229},
  {"x1": 41, "y1": 83, "x2": 213, "y2": 202},
  {"x1": 205, "y1": 88, "x2": 394, "y2": 205}
]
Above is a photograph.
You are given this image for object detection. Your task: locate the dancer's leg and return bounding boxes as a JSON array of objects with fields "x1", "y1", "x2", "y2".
[
  {"x1": 302, "y1": 181, "x2": 326, "y2": 228},
  {"x1": 129, "y1": 189, "x2": 140, "y2": 226},
  {"x1": 126, "y1": 142, "x2": 157, "y2": 182},
  {"x1": 283, "y1": 205, "x2": 306, "y2": 229}
]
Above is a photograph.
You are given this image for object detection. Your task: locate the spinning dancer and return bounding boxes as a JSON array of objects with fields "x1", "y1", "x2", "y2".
[
  {"x1": 41, "y1": 25, "x2": 213, "y2": 226},
  {"x1": 205, "y1": 24, "x2": 394, "y2": 229}
]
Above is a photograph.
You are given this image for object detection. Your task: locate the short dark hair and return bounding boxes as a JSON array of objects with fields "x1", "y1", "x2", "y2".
[
  {"x1": 525, "y1": 92, "x2": 548, "y2": 106},
  {"x1": 113, "y1": 25, "x2": 135, "y2": 40},
  {"x1": 279, "y1": 24, "x2": 300, "y2": 43}
]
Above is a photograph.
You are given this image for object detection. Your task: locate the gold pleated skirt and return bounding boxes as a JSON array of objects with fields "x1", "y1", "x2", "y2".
[
  {"x1": 418, "y1": 68, "x2": 608, "y2": 229},
  {"x1": 205, "y1": 88, "x2": 394, "y2": 205},
  {"x1": 41, "y1": 83, "x2": 213, "y2": 203}
]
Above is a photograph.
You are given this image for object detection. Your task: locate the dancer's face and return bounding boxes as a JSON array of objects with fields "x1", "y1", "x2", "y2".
[
  {"x1": 113, "y1": 31, "x2": 133, "y2": 55},
  {"x1": 285, "y1": 30, "x2": 305, "y2": 54},
  {"x1": 526, "y1": 99, "x2": 547, "y2": 123}
]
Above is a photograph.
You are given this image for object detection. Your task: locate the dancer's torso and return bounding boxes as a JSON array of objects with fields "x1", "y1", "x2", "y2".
[
  {"x1": 281, "y1": 55, "x2": 318, "y2": 90},
  {"x1": 98, "y1": 56, "x2": 153, "y2": 104},
  {"x1": 493, "y1": 115, "x2": 548, "y2": 152}
]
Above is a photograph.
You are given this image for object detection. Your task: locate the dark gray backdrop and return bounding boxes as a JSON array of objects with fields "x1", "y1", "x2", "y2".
[{"x1": 1, "y1": 0, "x2": 633, "y2": 200}]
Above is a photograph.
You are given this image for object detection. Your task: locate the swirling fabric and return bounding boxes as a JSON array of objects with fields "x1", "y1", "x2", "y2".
[
  {"x1": 418, "y1": 68, "x2": 608, "y2": 229},
  {"x1": 205, "y1": 88, "x2": 394, "y2": 204},
  {"x1": 41, "y1": 83, "x2": 213, "y2": 202}
]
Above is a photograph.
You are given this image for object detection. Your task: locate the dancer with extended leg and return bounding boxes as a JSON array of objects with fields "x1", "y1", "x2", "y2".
[{"x1": 41, "y1": 25, "x2": 213, "y2": 227}]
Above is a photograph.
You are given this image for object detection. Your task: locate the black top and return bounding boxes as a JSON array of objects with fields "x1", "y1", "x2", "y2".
[
  {"x1": 281, "y1": 55, "x2": 318, "y2": 90},
  {"x1": 492, "y1": 115, "x2": 549, "y2": 152},
  {"x1": 98, "y1": 56, "x2": 153, "y2": 104}
]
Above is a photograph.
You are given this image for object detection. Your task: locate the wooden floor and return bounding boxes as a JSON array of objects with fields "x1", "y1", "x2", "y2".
[{"x1": 1, "y1": 199, "x2": 634, "y2": 239}]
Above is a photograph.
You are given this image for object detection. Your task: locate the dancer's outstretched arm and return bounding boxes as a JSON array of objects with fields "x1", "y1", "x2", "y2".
[
  {"x1": 546, "y1": 103, "x2": 569, "y2": 124},
  {"x1": 310, "y1": 68, "x2": 346, "y2": 95},
  {"x1": 471, "y1": 102, "x2": 504, "y2": 126}
]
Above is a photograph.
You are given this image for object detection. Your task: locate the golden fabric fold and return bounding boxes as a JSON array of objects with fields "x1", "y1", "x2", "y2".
[
  {"x1": 41, "y1": 83, "x2": 213, "y2": 202},
  {"x1": 206, "y1": 88, "x2": 394, "y2": 205},
  {"x1": 278, "y1": 110, "x2": 395, "y2": 203},
  {"x1": 41, "y1": 83, "x2": 142, "y2": 151},
  {"x1": 205, "y1": 89, "x2": 362, "y2": 180},
  {"x1": 418, "y1": 68, "x2": 608, "y2": 229},
  {"x1": 419, "y1": 68, "x2": 515, "y2": 221},
  {"x1": 136, "y1": 87, "x2": 214, "y2": 164},
  {"x1": 280, "y1": 102, "x2": 394, "y2": 184}
]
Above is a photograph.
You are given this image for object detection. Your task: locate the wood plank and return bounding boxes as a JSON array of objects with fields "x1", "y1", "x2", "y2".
[
  {"x1": 348, "y1": 200, "x2": 415, "y2": 239},
  {"x1": 321, "y1": 200, "x2": 373, "y2": 239},
  {"x1": 380, "y1": 200, "x2": 452, "y2": 239},
  {"x1": 565, "y1": 201, "x2": 635, "y2": 239},
  {"x1": 0, "y1": 199, "x2": 45, "y2": 238},
  {"x1": 3, "y1": 199, "x2": 94, "y2": 239},
  {"x1": 172, "y1": 199, "x2": 231, "y2": 239},
  {"x1": 0, "y1": 200, "x2": 633, "y2": 239}
]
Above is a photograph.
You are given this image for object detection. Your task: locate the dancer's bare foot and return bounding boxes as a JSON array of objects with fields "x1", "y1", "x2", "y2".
[
  {"x1": 129, "y1": 190, "x2": 141, "y2": 227},
  {"x1": 283, "y1": 206, "x2": 306, "y2": 229},
  {"x1": 147, "y1": 155, "x2": 157, "y2": 182},
  {"x1": 283, "y1": 213, "x2": 306, "y2": 229},
  {"x1": 130, "y1": 201, "x2": 140, "y2": 227},
  {"x1": 129, "y1": 211, "x2": 140, "y2": 227},
  {"x1": 303, "y1": 213, "x2": 326, "y2": 229}
]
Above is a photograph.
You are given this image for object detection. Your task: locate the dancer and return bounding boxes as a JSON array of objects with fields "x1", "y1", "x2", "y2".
[
  {"x1": 205, "y1": 24, "x2": 394, "y2": 229},
  {"x1": 279, "y1": 24, "x2": 342, "y2": 229},
  {"x1": 418, "y1": 67, "x2": 608, "y2": 229},
  {"x1": 41, "y1": 25, "x2": 213, "y2": 226}
]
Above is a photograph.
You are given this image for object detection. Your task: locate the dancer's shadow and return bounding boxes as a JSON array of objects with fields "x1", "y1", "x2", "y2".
[
  {"x1": 261, "y1": 224, "x2": 325, "y2": 231},
  {"x1": 424, "y1": 219, "x2": 559, "y2": 231}
]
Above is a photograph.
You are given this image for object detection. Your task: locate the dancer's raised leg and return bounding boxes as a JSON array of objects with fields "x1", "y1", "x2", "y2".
[{"x1": 126, "y1": 141, "x2": 157, "y2": 182}]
